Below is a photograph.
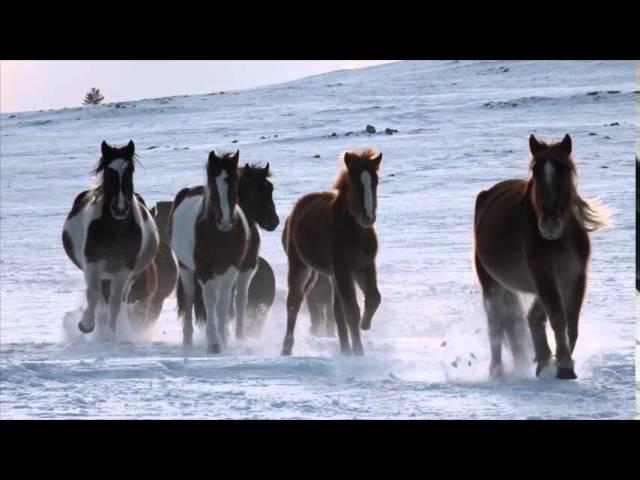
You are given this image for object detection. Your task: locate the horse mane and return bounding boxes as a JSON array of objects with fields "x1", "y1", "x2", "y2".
[
  {"x1": 207, "y1": 151, "x2": 239, "y2": 177},
  {"x1": 529, "y1": 139, "x2": 608, "y2": 232},
  {"x1": 573, "y1": 195, "x2": 609, "y2": 232},
  {"x1": 89, "y1": 151, "x2": 139, "y2": 201},
  {"x1": 332, "y1": 148, "x2": 380, "y2": 191},
  {"x1": 528, "y1": 139, "x2": 576, "y2": 172}
]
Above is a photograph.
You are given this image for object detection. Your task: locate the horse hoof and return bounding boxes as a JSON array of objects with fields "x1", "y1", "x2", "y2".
[
  {"x1": 353, "y1": 346, "x2": 364, "y2": 356},
  {"x1": 489, "y1": 364, "x2": 504, "y2": 378},
  {"x1": 556, "y1": 367, "x2": 577, "y2": 380},
  {"x1": 78, "y1": 321, "x2": 95, "y2": 334},
  {"x1": 207, "y1": 343, "x2": 221, "y2": 354},
  {"x1": 281, "y1": 346, "x2": 292, "y2": 356},
  {"x1": 535, "y1": 361, "x2": 550, "y2": 377},
  {"x1": 360, "y1": 319, "x2": 371, "y2": 331}
]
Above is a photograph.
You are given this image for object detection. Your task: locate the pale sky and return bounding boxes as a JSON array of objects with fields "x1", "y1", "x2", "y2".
[{"x1": 0, "y1": 60, "x2": 397, "y2": 113}]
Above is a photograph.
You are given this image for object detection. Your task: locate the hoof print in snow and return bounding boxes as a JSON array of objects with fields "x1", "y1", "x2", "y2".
[
  {"x1": 365, "y1": 125, "x2": 376, "y2": 134},
  {"x1": 232, "y1": 140, "x2": 238, "y2": 143},
  {"x1": 440, "y1": 340, "x2": 447, "y2": 347},
  {"x1": 313, "y1": 154, "x2": 321, "y2": 158},
  {"x1": 385, "y1": 128, "x2": 398, "y2": 135}
]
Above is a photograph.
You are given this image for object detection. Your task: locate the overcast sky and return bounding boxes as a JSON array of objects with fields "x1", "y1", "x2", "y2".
[{"x1": 0, "y1": 60, "x2": 397, "y2": 113}]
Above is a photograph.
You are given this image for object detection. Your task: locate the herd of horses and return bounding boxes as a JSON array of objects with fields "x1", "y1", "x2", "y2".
[{"x1": 62, "y1": 134, "x2": 608, "y2": 380}]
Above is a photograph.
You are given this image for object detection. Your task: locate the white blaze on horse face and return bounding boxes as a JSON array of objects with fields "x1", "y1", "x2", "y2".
[
  {"x1": 544, "y1": 161, "x2": 554, "y2": 188},
  {"x1": 361, "y1": 171, "x2": 374, "y2": 218},
  {"x1": 108, "y1": 158, "x2": 129, "y2": 211},
  {"x1": 216, "y1": 170, "x2": 231, "y2": 225}
]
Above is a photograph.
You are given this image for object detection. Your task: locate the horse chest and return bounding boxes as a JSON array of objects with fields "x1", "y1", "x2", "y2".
[
  {"x1": 85, "y1": 218, "x2": 142, "y2": 271},
  {"x1": 194, "y1": 219, "x2": 247, "y2": 280}
]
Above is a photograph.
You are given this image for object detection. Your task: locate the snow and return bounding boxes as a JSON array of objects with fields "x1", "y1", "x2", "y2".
[{"x1": 1, "y1": 60, "x2": 637, "y2": 419}]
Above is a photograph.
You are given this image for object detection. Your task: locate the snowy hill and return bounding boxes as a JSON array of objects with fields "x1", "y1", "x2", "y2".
[{"x1": 0, "y1": 60, "x2": 637, "y2": 419}]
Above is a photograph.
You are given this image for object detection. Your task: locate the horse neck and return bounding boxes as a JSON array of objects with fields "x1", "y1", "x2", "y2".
[{"x1": 332, "y1": 182, "x2": 357, "y2": 227}]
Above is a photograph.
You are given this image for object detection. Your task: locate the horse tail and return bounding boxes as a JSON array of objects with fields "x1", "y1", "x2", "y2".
[
  {"x1": 193, "y1": 281, "x2": 206, "y2": 325},
  {"x1": 176, "y1": 275, "x2": 187, "y2": 319},
  {"x1": 574, "y1": 194, "x2": 609, "y2": 232}
]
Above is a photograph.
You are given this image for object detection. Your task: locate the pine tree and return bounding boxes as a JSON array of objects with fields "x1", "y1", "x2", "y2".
[{"x1": 82, "y1": 87, "x2": 104, "y2": 106}]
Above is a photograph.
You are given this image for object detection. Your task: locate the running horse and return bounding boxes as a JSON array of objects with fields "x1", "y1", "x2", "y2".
[
  {"x1": 474, "y1": 134, "x2": 608, "y2": 379},
  {"x1": 126, "y1": 201, "x2": 179, "y2": 323},
  {"x1": 62, "y1": 140, "x2": 159, "y2": 335},
  {"x1": 171, "y1": 150, "x2": 249, "y2": 353},
  {"x1": 193, "y1": 162, "x2": 280, "y2": 339},
  {"x1": 281, "y1": 149, "x2": 382, "y2": 356}
]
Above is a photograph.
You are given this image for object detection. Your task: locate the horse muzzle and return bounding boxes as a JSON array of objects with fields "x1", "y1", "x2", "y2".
[
  {"x1": 264, "y1": 213, "x2": 280, "y2": 232},
  {"x1": 217, "y1": 219, "x2": 234, "y2": 232},
  {"x1": 359, "y1": 213, "x2": 376, "y2": 229},
  {"x1": 538, "y1": 217, "x2": 564, "y2": 240},
  {"x1": 111, "y1": 203, "x2": 130, "y2": 220}
]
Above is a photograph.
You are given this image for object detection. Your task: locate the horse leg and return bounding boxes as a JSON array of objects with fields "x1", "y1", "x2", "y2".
[
  {"x1": 305, "y1": 272, "x2": 324, "y2": 336},
  {"x1": 501, "y1": 290, "x2": 529, "y2": 374},
  {"x1": 217, "y1": 268, "x2": 239, "y2": 347},
  {"x1": 331, "y1": 279, "x2": 351, "y2": 354},
  {"x1": 107, "y1": 269, "x2": 130, "y2": 335},
  {"x1": 530, "y1": 267, "x2": 575, "y2": 379},
  {"x1": 333, "y1": 264, "x2": 363, "y2": 356},
  {"x1": 566, "y1": 272, "x2": 587, "y2": 354},
  {"x1": 79, "y1": 262, "x2": 101, "y2": 334},
  {"x1": 234, "y1": 269, "x2": 254, "y2": 340},
  {"x1": 178, "y1": 268, "x2": 196, "y2": 346},
  {"x1": 527, "y1": 299, "x2": 552, "y2": 376},
  {"x1": 324, "y1": 286, "x2": 336, "y2": 337},
  {"x1": 200, "y1": 278, "x2": 221, "y2": 354},
  {"x1": 475, "y1": 255, "x2": 505, "y2": 377},
  {"x1": 354, "y1": 262, "x2": 381, "y2": 331},
  {"x1": 282, "y1": 254, "x2": 311, "y2": 356}
]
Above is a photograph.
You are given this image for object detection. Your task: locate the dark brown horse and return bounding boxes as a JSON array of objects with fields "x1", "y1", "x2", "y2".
[
  {"x1": 127, "y1": 201, "x2": 179, "y2": 323},
  {"x1": 474, "y1": 134, "x2": 608, "y2": 380},
  {"x1": 281, "y1": 149, "x2": 382, "y2": 356}
]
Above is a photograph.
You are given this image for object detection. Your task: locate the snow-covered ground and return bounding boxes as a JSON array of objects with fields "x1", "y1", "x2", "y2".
[{"x1": 1, "y1": 60, "x2": 637, "y2": 419}]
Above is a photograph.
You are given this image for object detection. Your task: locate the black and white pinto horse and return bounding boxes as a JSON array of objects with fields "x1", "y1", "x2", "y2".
[
  {"x1": 170, "y1": 151, "x2": 249, "y2": 353},
  {"x1": 62, "y1": 141, "x2": 159, "y2": 335}
]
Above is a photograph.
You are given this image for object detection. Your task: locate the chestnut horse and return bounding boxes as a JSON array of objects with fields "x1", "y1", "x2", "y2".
[
  {"x1": 474, "y1": 134, "x2": 608, "y2": 380},
  {"x1": 281, "y1": 149, "x2": 382, "y2": 356}
]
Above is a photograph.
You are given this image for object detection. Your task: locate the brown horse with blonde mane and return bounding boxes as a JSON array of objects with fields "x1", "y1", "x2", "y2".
[
  {"x1": 281, "y1": 149, "x2": 382, "y2": 356},
  {"x1": 474, "y1": 134, "x2": 608, "y2": 380}
]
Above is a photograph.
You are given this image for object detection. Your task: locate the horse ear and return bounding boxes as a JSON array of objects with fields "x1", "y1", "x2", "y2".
[
  {"x1": 101, "y1": 141, "x2": 109, "y2": 157},
  {"x1": 125, "y1": 140, "x2": 135, "y2": 158},
  {"x1": 264, "y1": 162, "x2": 270, "y2": 174},
  {"x1": 208, "y1": 151, "x2": 218, "y2": 163},
  {"x1": 231, "y1": 150, "x2": 240, "y2": 168},
  {"x1": 344, "y1": 151, "x2": 355, "y2": 169},
  {"x1": 372, "y1": 152, "x2": 382, "y2": 169},
  {"x1": 529, "y1": 134, "x2": 544, "y2": 155},
  {"x1": 558, "y1": 134, "x2": 572, "y2": 155},
  {"x1": 150, "y1": 206, "x2": 157, "y2": 218}
]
